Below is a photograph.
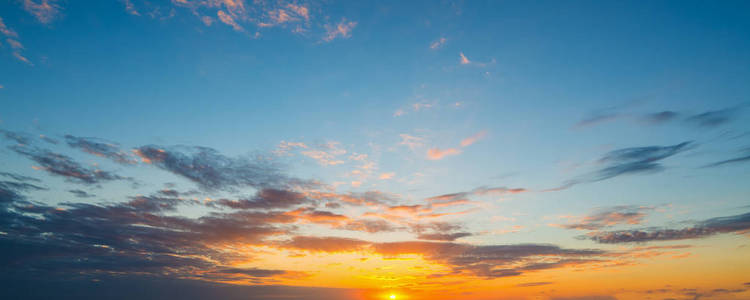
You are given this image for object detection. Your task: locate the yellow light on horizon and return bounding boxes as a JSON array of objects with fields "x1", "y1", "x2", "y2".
[{"x1": 389, "y1": 295, "x2": 396, "y2": 300}]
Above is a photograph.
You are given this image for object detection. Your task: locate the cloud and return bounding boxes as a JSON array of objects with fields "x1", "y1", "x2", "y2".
[
  {"x1": 300, "y1": 142, "x2": 346, "y2": 166},
  {"x1": 337, "y1": 219, "x2": 399, "y2": 233},
  {"x1": 430, "y1": 37, "x2": 447, "y2": 50},
  {"x1": 460, "y1": 130, "x2": 487, "y2": 147},
  {"x1": 211, "y1": 188, "x2": 310, "y2": 210},
  {"x1": 122, "y1": 0, "x2": 140, "y2": 16},
  {"x1": 427, "y1": 186, "x2": 526, "y2": 204},
  {"x1": 515, "y1": 281, "x2": 554, "y2": 287},
  {"x1": 553, "y1": 142, "x2": 694, "y2": 190},
  {"x1": 557, "y1": 206, "x2": 655, "y2": 230},
  {"x1": 323, "y1": 18, "x2": 356, "y2": 42},
  {"x1": 68, "y1": 189, "x2": 95, "y2": 198},
  {"x1": 279, "y1": 236, "x2": 369, "y2": 253},
  {"x1": 459, "y1": 52, "x2": 471, "y2": 64},
  {"x1": 23, "y1": 0, "x2": 61, "y2": 24},
  {"x1": 685, "y1": 107, "x2": 741, "y2": 128},
  {"x1": 65, "y1": 135, "x2": 137, "y2": 164},
  {"x1": 399, "y1": 134, "x2": 424, "y2": 150},
  {"x1": 0, "y1": 184, "x2": 296, "y2": 281},
  {"x1": 574, "y1": 111, "x2": 622, "y2": 128},
  {"x1": 412, "y1": 222, "x2": 471, "y2": 241},
  {"x1": 378, "y1": 172, "x2": 395, "y2": 180},
  {"x1": 133, "y1": 145, "x2": 290, "y2": 191},
  {"x1": 640, "y1": 111, "x2": 679, "y2": 124},
  {"x1": 217, "y1": 10, "x2": 244, "y2": 32},
  {"x1": 587, "y1": 211, "x2": 750, "y2": 244},
  {"x1": 594, "y1": 142, "x2": 693, "y2": 181},
  {"x1": 372, "y1": 241, "x2": 606, "y2": 278},
  {"x1": 0, "y1": 18, "x2": 31, "y2": 65},
  {"x1": 0, "y1": 129, "x2": 31, "y2": 144},
  {"x1": 702, "y1": 149, "x2": 750, "y2": 168},
  {"x1": 550, "y1": 296, "x2": 617, "y2": 300},
  {"x1": 10, "y1": 145, "x2": 127, "y2": 185},
  {"x1": 426, "y1": 147, "x2": 461, "y2": 160}
]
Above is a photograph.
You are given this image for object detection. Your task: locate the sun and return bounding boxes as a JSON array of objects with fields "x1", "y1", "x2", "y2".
[{"x1": 389, "y1": 295, "x2": 396, "y2": 300}]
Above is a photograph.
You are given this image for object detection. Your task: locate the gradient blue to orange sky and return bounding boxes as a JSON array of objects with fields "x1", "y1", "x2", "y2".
[{"x1": 1, "y1": 1, "x2": 749, "y2": 300}]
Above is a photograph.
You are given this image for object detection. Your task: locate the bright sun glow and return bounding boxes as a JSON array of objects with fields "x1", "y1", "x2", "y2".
[{"x1": 389, "y1": 295, "x2": 396, "y2": 299}]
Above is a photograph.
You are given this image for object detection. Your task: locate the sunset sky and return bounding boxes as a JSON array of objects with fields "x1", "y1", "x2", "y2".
[{"x1": 1, "y1": 1, "x2": 750, "y2": 300}]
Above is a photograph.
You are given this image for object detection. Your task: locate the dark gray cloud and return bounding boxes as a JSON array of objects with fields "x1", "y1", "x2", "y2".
[
  {"x1": 338, "y1": 219, "x2": 400, "y2": 233},
  {"x1": 550, "y1": 296, "x2": 617, "y2": 300},
  {"x1": 0, "y1": 183, "x2": 297, "y2": 281},
  {"x1": 0, "y1": 171, "x2": 42, "y2": 183},
  {"x1": 68, "y1": 189, "x2": 95, "y2": 198},
  {"x1": 553, "y1": 142, "x2": 693, "y2": 190},
  {"x1": 574, "y1": 112, "x2": 621, "y2": 128},
  {"x1": 211, "y1": 188, "x2": 310, "y2": 210},
  {"x1": 0, "y1": 129, "x2": 31, "y2": 145},
  {"x1": 703, "y1": 149, "x2": 750, "y2": 168},
  {"x1": 134, "y1": 145, "x2": 292, "y2": 191},
  {"x1": 595, "y1": 142, "x2": 693, "y2": 180},
  {"x1": 640, "y1": 111, "x2": 679, "y2": 124},
  {"x1": 9, "y1": 145, "x2": 127, "y2": 185},
  {"x1": 373, "y1": 241, "x2": 605, "y2": 278},
  {"x1": 282, "y1": 236, "x2": 607, "y2": 279},
  {"x1": 0, "y1": 275, "x2": 360, "y2": 300},
  {"x1": 685, "y1": 107, "x2": 741, "y2": 128},
  {"x1": 515, "y1": 281, "x2": 554, "y2": 287},
  {"x1": 65, "y1": 134, "x2": 137, "y2": 164},
  {"x1": 411, "y1": 222, "x2": 472, "y2": 241},
  {"x1": 587, "y1": 211, "x2": 750, "y2": 244},
  {"x1": 416, "y1": 232, "x2": 472, "y2": 241}
]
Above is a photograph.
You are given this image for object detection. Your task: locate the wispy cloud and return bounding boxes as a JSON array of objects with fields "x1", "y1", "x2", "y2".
[
  {"x1": 460, "y1": 130, "x2": 487, "y2": 147},
  {"x1": 430, "y1": 37, "x2": 447, "y2": 50},
  {"x1": 23, "y1": 0, "x2": 61, "y2": 24},
  {"x1": 552, "y1": 142, "x2": 694, "y2": 190},
  {"x1": 685, "y1": 107, "x2": 741, "y2": 128}
]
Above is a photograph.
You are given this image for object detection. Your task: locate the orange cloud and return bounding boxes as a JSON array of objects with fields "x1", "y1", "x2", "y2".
[
  {"x1": 427, "y1": 148, "x2": 461, "y2": 160},
  {"x1": 460, "y1": 130, "x2": 487, "y2": 147},
  {"x1": 23, "y1": 0, "x2": 61, "y2": 24},
  {"x1": 379, "y1": 172, "x2": 395, "y2": 180},
  {"x1": 217, "y1": 10, "x2": 244, "y2": 31},
  {"x1": 323, "y1": 18, "x2": 356, "y2": 41}
]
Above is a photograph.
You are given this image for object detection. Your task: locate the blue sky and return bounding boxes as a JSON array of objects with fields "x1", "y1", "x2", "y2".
[{"x1": 1, "y1": 1, "x2": 750, "y2": 299}]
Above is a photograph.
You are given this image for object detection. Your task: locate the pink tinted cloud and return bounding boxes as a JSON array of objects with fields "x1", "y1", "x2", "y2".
[{"x1": 459, "y1": 52, "x2": 471, "y2": 64}]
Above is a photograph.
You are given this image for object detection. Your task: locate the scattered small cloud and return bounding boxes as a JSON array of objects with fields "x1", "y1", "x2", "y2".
[
  {"x1": 379, "y1": 172, "x2": 395, "y2": 180},
  {"x1": 323, "y1": 18, "x2": 356, "y2": 42},
  {"x1": 430, "y1": 37, "x2": 446, "y2": 50}
]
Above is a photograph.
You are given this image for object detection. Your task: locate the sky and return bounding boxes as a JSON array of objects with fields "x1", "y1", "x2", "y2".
[{"x1": 1, "y1": 1, "x2": 750, "y2": 299}]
